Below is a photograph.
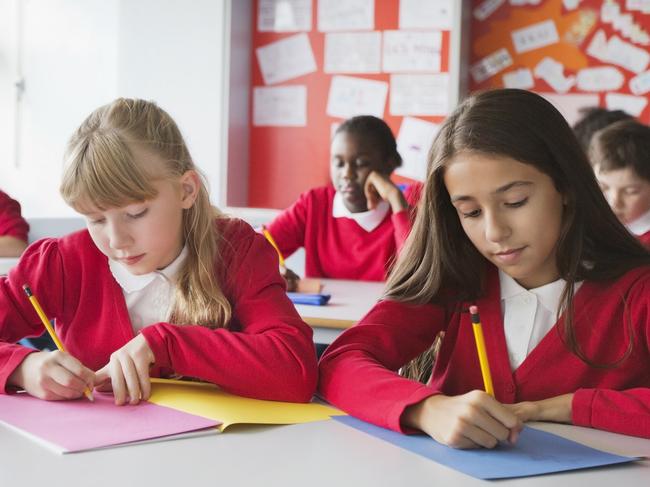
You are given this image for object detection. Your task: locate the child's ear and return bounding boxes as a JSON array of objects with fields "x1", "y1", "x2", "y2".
[{"x1": 179, "y1": 170, "x2": 200, "y2": 209}]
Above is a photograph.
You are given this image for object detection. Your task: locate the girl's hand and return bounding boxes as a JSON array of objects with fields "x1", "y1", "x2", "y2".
[
  {"x1": 8, "y1": 350, "x2": 95, "y2": 401},
  {"x1": 364, "y1": 172, "x2": 408, "y2": 213},
  {"x1": 402, "y1": 391, "x2": 522, "y2": 449},
  {"x1": 505, "y1": 394, "x2": 574, "y2": 424},
  {"x1": 280, "y1": 266, "x2": 300, "y2": 292},
  {"x1": 94, "y1": 334, "x2": 155, "y2": 406}
]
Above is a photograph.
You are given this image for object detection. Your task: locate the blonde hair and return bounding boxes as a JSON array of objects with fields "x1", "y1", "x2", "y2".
[{"x1": 60, "y1": 98, "x2": 232, "y2": 329}]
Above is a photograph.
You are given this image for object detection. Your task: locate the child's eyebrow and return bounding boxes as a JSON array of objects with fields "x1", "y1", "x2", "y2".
[{"x1": 450, "y1": 181, "x2": 533, "y2": 202}]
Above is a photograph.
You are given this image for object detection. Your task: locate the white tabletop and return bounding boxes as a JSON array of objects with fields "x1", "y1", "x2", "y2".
[{"x1": 1, "y1": 418, "x2": 648, "y2": 487}]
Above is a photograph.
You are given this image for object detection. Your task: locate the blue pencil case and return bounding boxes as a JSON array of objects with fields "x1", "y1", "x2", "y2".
[{"x1": 287, "y1": 292, "x2": 331, "y2": 306}]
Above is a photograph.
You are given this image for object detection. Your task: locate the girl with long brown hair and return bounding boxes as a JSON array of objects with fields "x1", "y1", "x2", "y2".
[
  {"x1": 0, "y1": 98, "x2": 317, "y2": 405},
  {"x1": 319, "y1": 89, "x2": 650, "y2": 448}
]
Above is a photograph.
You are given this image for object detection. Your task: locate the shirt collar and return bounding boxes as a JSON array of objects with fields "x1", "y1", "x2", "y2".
[
  {"x1": 498, "y1": 269, "x2": 566, "y2": 315},
  {"x1": 332, "y1": 191, "x2": 390, "y2": 232},
  {"x1": 627, "y1": 207, "x2": 650, "y2": 236},
  {"x1": 109, "y1": 245, "x2": 188, "y2": 294}
]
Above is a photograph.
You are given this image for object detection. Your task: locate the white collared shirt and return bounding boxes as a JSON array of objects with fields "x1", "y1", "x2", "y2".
[
  {"x1": 332, "y1": 191, "x2": 390, "y2": 232},
  {"x1": 627, "y1": 207, "x2": 650, "y2": 236},
  {"x1": 109, "y1": 246, "x2": 188, "y2": 333},
  {"x1": 499, "y1": 270, "x2": 582, "y2": 370}
]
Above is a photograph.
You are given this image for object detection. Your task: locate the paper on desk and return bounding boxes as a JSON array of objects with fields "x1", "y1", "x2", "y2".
[
  {"x1": 383, "y1": 31, "x2": 442, "y2": 73},
  {"x1": 389, "y1": 74, "x2": 449, "y2": 116},
  {"x1": 396, "y1": 117, "x2": 440, "y2": 181},
  {"x1": 399, "y1": 0, "x2": 453, "y2": 30},
  {"x1": 605, "y1": 92, "x2": 648, "y2": 117},
  {"x1": 511, "y1": 19, "x2": 559, "y2": 54},
  {"x1": 253, "y1": 85, "x2": 307, "y2": 127},
  {"x1": 326, "y1": 75, "x2": 388, "y2": 119},
  {"x1": 256, "y1": 33, "x2": 317, "y2": 85},
  {"x1": 148, "y1": 379, "x2": 345, "y2": 431},
  {"x1": 324, "y1": 32, "x2": 381, "y2": 74},
  {"x1": 334, "y1": 416, "x2": 638, "y2": 480},
  {"x1": 317, "y1": 0, "x2": 373, "y2": 32},
  {"x1": 0, "y1": 392, "x2": 219, "y2": 454},
  {"x1": 257, "y1": 0, "x2": 311, "y2": 32}
]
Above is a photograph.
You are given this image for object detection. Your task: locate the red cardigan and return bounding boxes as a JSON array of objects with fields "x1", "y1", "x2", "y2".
[
  {"x1": 319, "y1": 266, "x2": 650, "y2": 438},
  {"x1": 0, "y1": 218, "x2": 317, "y2": 402},
  {"x1": 0, "y1": 191, "x2": 29, "y2": 242},
  {"x1": 266, "y1": 184, "x2": 421, "y2": 281},
  {"x1": 639, "y1": 230, "x2": 650, "y2": 249}
]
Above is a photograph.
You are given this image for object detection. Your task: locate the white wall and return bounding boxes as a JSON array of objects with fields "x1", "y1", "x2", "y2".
[{"x1": 0, "y1": 0, "x2": 230, "y2": 217}]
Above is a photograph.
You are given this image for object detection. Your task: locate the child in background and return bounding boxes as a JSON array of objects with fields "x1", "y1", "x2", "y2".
[
  {"x1": 589, "y1": 119, "x2": 650, "y2": 248},
  {"x1": 572, "y1": 106, "x2": 632, "y2": 153},
  {"x1": 265, "y1": 115, "x2": 421, "y2": 285},
  {"x1": 0, "y1": 98, "x2": 317, "y2": 405},
  {"x1": 0, "y1": 190, "x2": 29, "y2": 257},
  {"x1": 319, "y1": 89, "x2": 650, "y2": 448}
]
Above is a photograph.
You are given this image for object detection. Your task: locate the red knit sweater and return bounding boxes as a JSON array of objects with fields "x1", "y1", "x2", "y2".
[
  {"x1": 0, "y1": 218, "x2": 317, "y2": 402},
  {"x1": 266, "y1": 185, "x2": 421, "y2": 281},
  {"x1": 639, "y1": 230, "x2": 650, "y2": 249},
  {"x1": 0, "y1": 191, "x2": 29, "y2": 242},
  {"x1": 319, "y1": 265, "x2": 650, "y2": 438}
]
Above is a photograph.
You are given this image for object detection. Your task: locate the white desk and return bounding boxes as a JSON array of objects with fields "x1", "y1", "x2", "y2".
[
  {"x1": 1, "y1": 418, "x2": 648, "y2": 486},
  {"x1": 295, "y1": 279, "x2": 385, "y2": 344},
  {"x1": 0, "y1": 257, "x2": 19, "y2": 275}
]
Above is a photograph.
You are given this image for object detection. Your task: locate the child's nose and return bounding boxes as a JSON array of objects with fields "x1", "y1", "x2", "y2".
[{"x1": 484, "y1": 213, "x2": 511, "y2": 243}]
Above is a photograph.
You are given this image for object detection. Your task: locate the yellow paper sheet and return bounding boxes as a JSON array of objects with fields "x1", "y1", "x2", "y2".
[{"x1": 148, "y1": 379, "x2": 345, "y2": 432}]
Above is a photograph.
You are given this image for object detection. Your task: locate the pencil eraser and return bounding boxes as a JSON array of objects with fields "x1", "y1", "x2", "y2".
[{"x1": 469, "y1": 305, "x2": 478, "y2": 314}]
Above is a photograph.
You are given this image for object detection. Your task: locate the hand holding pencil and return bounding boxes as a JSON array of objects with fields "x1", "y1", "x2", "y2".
[{"x1": 6, "y1": 285, "x2": 95, "y2": 402}]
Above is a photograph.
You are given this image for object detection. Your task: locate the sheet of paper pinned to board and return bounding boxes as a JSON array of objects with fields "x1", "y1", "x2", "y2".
[
  {"x1": 576, "y1": 66, "x2": 624, "y2": 92},
  {"x1": 587, "y1": 29, "x2": 650, "y2": 75},
  {"x1": 502, "y1": 68, "x2": 535, "y2": 89},
  {"x1": 257, "y1": 0, "x2": 312, "y2": 33},
  {"x1": 399, "y1": 0, "x2": 453, "y2": 30},
  {"x1": 255, "y1": 33, "x2": 317, "y2": 85},
  {"x1": 148, "y1": 379, "x2": 345, "y2": 431},
  {"x1": 470, "y1": 48, "x2": 513, "y2": 84},
  {"x1": 534, "y1": 57, "x2": 575, "y2": 94},
  {"x1": 396, "y1": 117, "x2": 440, "y2": 182},
  {"x1": 605, "y1": 92, "x2": 649, "y2": 117},
  {"x1": 253, "y1": 85, "x2": 307, "y2": 127},
  {"x1": 383, "y1": 31, "x2": 443, "y2": 73},
  {"x1": 539, "y1": 92, "x2": 600, "y2": 126},
  {"x1": 324, "y1": 32, "x2": 381, "y2": 74},
  {"x1": 317, "y1": 0, "x2": 374, "y2": 32},
  {"x1": 326, "y1": 75, "x2": 388, "y2": 119},
  {"x1": 630, "y1": 70, "x2": 650, "y2": 95},
  {"x1": 511, "y1": 19, "x2": 560, "y2": 54},
  {"x1": 474, "y1": 0, "x2": 506, "y2": 21},
  {"x1": 390, "y1": 74, "x2": 450, "y2": 117}
]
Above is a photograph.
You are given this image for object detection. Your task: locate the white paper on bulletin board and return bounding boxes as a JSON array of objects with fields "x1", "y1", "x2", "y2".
[
  {"x1": 256, "y1": 33, "x2": 317, "y2": 85},
  {"x1": 399, "y1": 0, "x2": 453, "y2": 30},
  {"x1": 318, "y1": 0, "x2": 374, "y2": 32},
  {"x1": 383, "y1": 31, "x2": 443, "y2": 73},
  {"x1": 390, "y1": 74, "x2": 449, "y2": 116},
  {"x1": 324, "y1": 32, "x2": 381, "y2": 73},
  {"x1": 539, "y1": 93, "x2": 600, "y2": 126},
  {"x1": 396, "y1": 117, "x2": 440, "y2": 181},
  {"x1": 257, "y1": 0, "x2": 312, "y2": 32},
  {"x1": 253, "y1": 85, "x2": 307, "y2": 126},
  {"x1": 326, "y1": 75, "x2": 388, "y2": 119}
]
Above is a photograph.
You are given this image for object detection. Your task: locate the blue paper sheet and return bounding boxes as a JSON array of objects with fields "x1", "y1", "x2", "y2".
[
  {"x1": 333, "y1": 416, "x2": 638, "y2": 480},
  {"x1": 287, "y1": 292, "x2": 331, "y2": 306}
]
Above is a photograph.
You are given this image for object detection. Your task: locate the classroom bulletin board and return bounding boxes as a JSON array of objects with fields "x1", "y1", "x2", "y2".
[
  {"x1": 248, "y1": 0, "x2": 455, "y2": 209},
  {"x1": 470, "y1": 0, "x2": 650, "y2": 125}
]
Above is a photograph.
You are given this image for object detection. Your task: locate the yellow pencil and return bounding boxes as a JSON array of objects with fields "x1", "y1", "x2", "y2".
[
  {"x1": 23, "y1": 284, "x2": 94, "y2": 402},
  {"x1": 469, "y1": 305, "x2": 494, "y2": 397},
  {"x1": 261, "y1": 226, "x2": 286, "y2": 267}
]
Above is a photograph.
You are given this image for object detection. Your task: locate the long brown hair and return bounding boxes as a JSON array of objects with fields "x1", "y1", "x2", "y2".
[
  {"x1": 60, "y1": 98, "x2": 232, "y2": 328},
  {"x1": 388, "y1": 89, "x2": 650, "y2": 378}
]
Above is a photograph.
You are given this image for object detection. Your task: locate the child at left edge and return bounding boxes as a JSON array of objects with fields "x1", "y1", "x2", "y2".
[
  {"x1": 0, "y1": 98, "x2": 317, "y2": 405},
  {"x1": 0, "y1": 190, "x2": 29, "y2": 258}
]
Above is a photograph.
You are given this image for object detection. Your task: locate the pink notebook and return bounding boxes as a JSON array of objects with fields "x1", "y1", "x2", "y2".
[{"x1": 0, "y1": 392, "x2": 220, "y2": 453}]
